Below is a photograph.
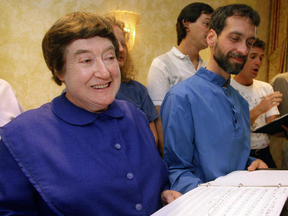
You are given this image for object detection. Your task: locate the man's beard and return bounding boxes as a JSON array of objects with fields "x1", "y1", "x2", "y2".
[{"x1": 213, "y1": 42, "x2": 247, "y2": 75}]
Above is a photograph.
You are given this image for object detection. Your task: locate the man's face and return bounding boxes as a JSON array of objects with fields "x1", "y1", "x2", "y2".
[
  {"x1": 241, "y1": 46, "x2": 264, "y2": 79},
  {"x1": 213, "y1": 41, "x2": 247, "y2": 75},
  {"x1": 186, "y1": 13, "x2": 212, "y2": 50},
  {"x1": 212, "y1": 16, "x2": 256, "y2": 75}
]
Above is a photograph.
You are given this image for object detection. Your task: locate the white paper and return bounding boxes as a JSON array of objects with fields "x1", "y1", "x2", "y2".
[
  {"x1": 152, "y1": 186, "x2": 288, "y2": 216},
  {"x1": 203, "y1": 170, "x2": 288, "y2": 187},
  {"x1": 152, "y1": 170, "x2": 288, "y2": 216}
]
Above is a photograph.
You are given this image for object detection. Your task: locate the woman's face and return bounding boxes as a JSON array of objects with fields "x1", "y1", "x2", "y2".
[
  {"x1": 59, "y1": 36, "x2": 121, "y2": 113},
  {"x1": 113, "y1": 26, "x2": 127, "y2": 68}
]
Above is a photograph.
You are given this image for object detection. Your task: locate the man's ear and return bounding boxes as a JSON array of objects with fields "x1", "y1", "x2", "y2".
[
  {"x1": 207, "y1": 29, "x2": 216, "y2": 47},
  {"x1": 182, "y1": 19, "x2": 190, "y2": 31}
]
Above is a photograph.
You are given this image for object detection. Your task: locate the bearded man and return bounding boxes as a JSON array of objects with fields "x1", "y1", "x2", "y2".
[{"x1": 161, "y1": 4, "x2": 267, "y2": 194}]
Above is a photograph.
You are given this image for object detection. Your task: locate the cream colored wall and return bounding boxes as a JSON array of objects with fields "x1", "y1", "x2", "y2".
[{"x1": 0, "y1": 0, "x2": 271, "y2": 110}]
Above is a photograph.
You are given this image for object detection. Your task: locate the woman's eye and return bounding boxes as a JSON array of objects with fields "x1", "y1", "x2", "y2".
[
  {"x1": 121, "y1": 43, "x2": 127, "y2": 49},
  {"x1": 104, "y1": 55, "x2": 116, "y2": 62},
  {"x1": 79, "y1": 58, "x2": 91, "y2": 63}
]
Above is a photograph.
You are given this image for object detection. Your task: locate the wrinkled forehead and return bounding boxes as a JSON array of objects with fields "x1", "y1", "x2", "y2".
[
  {"x1": 64, "y1": 36, "x2": 115, "y2": 59},
  {"x1": 223, "y1": 16, "x2": 256, "y2": 38}
]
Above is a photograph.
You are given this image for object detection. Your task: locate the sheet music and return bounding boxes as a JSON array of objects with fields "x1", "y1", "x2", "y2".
[
  {"x1": 152, "y1": 186, "x2": 288, "y2": 216},
  {"x1": 152, "y1": 170, "x2": 288, "y2": 216},
  {"x1": 205, "y1": 170, "x2": 288, "y2": 187}
]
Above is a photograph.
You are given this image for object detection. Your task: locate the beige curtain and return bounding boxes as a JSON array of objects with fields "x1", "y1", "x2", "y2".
[{"x1": 267, "y1": 0, "x2": 288, "y2": 81}]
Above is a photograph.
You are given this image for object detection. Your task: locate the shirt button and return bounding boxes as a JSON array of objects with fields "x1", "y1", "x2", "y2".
[
  {"x1": 233, "y1": 104, "x2": 235, "y2": 108},
  {"x1": 135, "y1": 203, "x2": 142, "y2": 211},
  {"x1": 226, "y1": 92, "x2": 228, "y2": 96},
  {"x1": 126, "y1": 173, "x2": 134, "y2": 180},
  {"x1": 114, "y1": 143, "x2": 121, "y2": 150},
  {"x1": 235, "y1": 119, "x2": 237, "y2": 124}
]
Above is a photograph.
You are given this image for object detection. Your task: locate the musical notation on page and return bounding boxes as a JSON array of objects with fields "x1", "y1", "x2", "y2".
[{"x1": 152, "y1": 170, "x2": 288, "y2": 216}]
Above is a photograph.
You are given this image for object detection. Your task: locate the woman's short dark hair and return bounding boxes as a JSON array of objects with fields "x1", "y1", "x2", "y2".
[
  {"x1": 176, "y1": 2, "x2": 214, "y2": 45},
  {"x1": 210, "y1": 4, "x2": 260, "y2": 36},
  {"x1": 42, "y1": 12, "x2": 119, "y2": 86}
]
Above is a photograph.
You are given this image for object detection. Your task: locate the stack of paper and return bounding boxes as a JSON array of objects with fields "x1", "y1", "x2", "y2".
[{"x1": 152, "y1": 170, "x2": 288, "y2": 216}]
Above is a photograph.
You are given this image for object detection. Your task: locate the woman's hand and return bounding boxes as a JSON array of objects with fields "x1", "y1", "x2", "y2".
[{"x1": 161, "y1": 190, "x2": 182, "y2": 206}]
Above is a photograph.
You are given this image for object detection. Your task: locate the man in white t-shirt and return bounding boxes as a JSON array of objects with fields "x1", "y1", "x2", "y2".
[
  {"x1": 147, "y1": 2, "x2": 214, "y2": 112},
  {"x1": 231, "y1": 38, "x2": 282, "y2": 168},
  {"x1": 0, "y1": 79, "x2": 24, "y2": 127}
]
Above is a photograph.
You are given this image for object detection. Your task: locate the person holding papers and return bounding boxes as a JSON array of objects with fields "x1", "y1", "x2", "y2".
[
  {"x1": 231, "y1": 38, "x2": 282, "y2": 168},
  {"x1": 0, "y1": 12, "x2": 180, "y2": 215},
  {"x1": 161, "y1": 4, "x2": 268, "y2": 194}
]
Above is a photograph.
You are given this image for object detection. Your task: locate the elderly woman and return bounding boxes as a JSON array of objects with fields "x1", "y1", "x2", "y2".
[{"x1": 0, "y1": 12, "x2": 180, "y2": 215}]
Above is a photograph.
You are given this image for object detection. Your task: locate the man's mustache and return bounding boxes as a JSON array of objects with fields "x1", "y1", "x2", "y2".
[{"x1": 227, "y1": 52, "x2": 247, "y2": 62}]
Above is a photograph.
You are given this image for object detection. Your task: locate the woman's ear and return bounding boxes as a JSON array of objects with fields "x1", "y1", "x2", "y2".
[
  {"x1": 55, "y1": 70, "x2": 65, "y2": 82},
  {"x1": 207, "y1": 29, "x2": 216, "y2": 47}
]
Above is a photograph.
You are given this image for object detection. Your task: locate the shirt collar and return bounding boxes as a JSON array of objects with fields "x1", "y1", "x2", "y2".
[
  {"x1": 196, "y1": 67, "x2": 230, "y2": 87},
  {"x1": 232, "y1": 78, "x2": 254, "y2": 89},
  {"x1": 51, "y1": 93, "x2": 125, "y2": 125},
  {"x1": 171, "y1": 47, "x2": 204, "y2": 64},
  {"x1": 171, "y1": 47, "x2": 186, "y2": 59}
]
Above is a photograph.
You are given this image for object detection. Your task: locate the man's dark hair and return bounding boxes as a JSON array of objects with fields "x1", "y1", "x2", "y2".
[
  {"x1": 252, "y1": 38, "x2": 265, "y2": 50},
  {"x1": 176, "y1": 2, "x2": 214, "y2": 45},
  {"x1": 209, "y1": 4, "x2": 260, "y2": 35}
]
